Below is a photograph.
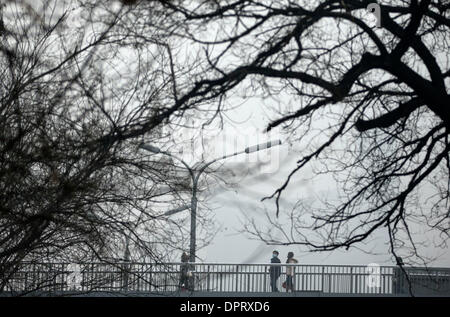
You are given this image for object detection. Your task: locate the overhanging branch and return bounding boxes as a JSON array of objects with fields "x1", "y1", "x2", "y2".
[{"x1": 355, "y1": 98, "x2": 424, "y2": 132}]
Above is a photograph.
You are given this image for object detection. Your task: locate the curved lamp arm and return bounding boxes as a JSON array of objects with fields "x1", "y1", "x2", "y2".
[
  {"x1": 195, "y1": 139, "x2": 282, "y2": 181},
  {"x1": 138, "y1": 143, "x2": 195, "y2": 180}
]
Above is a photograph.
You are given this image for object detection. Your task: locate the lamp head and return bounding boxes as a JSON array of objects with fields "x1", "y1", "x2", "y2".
[
  {"x1": 139, "y1": 143, "x2": 161, "y2": 154},
  {"x1": 245, "y1": 140, "x2": 282, "y2": 154}
]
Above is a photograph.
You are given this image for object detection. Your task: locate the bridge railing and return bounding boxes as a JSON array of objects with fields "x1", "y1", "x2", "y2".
[{"x1": 2, "y1": 262, "x2": 450, "y2": 295}]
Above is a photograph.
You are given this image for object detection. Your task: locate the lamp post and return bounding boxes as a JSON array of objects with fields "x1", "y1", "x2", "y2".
[{"x1": 139, "y1": 139, "x2": 281, "y2": 263}]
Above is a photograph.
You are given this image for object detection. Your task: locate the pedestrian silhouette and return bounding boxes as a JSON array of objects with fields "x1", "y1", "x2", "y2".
[
  {"x1": 269, "y1": 250, "x2": 281, "y2": 292},
  {"x1": 179, "y1": 252, "x2": 189, "y2": 291},
  {"x1": 285, "y1": 252, "x2": 298, "y2": 292}
]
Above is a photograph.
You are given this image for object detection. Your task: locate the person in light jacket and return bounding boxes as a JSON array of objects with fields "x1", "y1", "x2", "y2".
[{"x1": 285, "y1": 252, "x2": 298, "y2": 292}]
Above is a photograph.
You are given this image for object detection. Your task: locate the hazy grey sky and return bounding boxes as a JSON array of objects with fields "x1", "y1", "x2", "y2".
[{"x1": 168, "y1": 90, "x2": 450, "y2": 268}]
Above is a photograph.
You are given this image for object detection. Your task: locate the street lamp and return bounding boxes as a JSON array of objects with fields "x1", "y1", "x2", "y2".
[{"x1": 138, "y1": 139, "x2": 282, "y2": 263}]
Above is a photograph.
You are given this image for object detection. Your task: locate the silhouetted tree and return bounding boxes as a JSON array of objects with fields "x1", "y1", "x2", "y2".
[
  {"x1": 140, "y1": 0, "x2": 450, "y2": 263},
  {"x1": 0, "y1": 0, "x2": 214, "y2": 292}
]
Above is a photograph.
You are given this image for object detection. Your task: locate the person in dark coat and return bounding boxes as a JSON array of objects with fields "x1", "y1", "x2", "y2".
[
  {"x1": 269, "y1": 250, "x2": 281, "y2": 292},
  {"x1": 179, "y1": 252, "x2": 189, "y2": 291}
]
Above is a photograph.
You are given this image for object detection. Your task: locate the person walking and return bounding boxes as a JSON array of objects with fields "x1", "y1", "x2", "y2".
[
  {"x1": 269, "y1": 250, "x2": 281, "y2": 292},
  {"x1": 285, "y1": 252, "x2": 298, "y2": 292},
  {"x1": 179, "y1": 252, "x2": 189, "y2": 291}
]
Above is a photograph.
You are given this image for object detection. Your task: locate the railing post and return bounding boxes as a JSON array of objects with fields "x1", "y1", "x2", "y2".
[
  {"x1": 24, "y1": 271, "x2": 28, "y2": 292},
  {"x1": 302, "y1": 265, "x2": 305, "y2": 291},
  {"x1": 350, "y1": 267, "x2": 353, "y2": 294},
  {"x1": 219, "y1": 268, "x2": 223, "y2": 292},
  {"x1": 164, "y1": 264, "x2": 168, "y2": 292},
  {"x1": 148, "y1": 264, "x2": 153, "y2": 292},
  {"x1": 122, "y1": 262, "x2": 130, "y2": 292},
  {"x1": 235, "y1": 265, "x2": 239, "y2": 292},
  {"x1": 207, "y1": 265, "x2": 210, "y2": 291},
  {"x1": 321, "y1": 266, "x2": 324, "y2": 292},
  {"x1": 264, "y1": 266, "x2": 268, "y2": 292}
]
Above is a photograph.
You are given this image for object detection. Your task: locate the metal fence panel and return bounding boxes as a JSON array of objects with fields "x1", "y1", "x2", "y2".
[{"x1": 2, "y1": 262, "x2": 449, "y2": 296}]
